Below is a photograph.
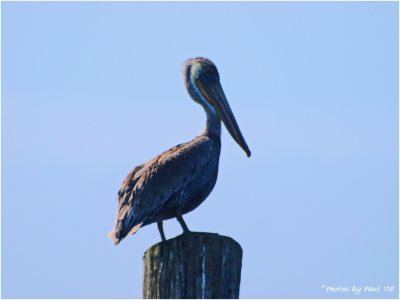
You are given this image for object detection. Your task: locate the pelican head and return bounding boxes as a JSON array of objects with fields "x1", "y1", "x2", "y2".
[{"x1": 183, "y1": 57, "x2": 251, "y2": 157}]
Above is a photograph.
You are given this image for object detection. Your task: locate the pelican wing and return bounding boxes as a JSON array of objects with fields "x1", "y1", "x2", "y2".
[{"x1": 109, "y1": 135, "x2": 215, "y2": 244}]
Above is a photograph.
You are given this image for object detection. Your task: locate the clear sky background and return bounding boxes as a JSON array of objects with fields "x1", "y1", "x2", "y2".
[{"x1": 2, "y1": 1, "x2": 398, "y2": 298}]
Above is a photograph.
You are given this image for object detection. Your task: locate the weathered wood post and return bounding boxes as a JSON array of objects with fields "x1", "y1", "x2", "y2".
[{"x1": 143, "y1": 232, "x2": 243, "y2": 298}]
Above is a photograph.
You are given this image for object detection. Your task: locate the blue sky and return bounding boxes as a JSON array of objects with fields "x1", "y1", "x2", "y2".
[{"x1": 2, "y1": 1, "x2": 398, "y2": 298}]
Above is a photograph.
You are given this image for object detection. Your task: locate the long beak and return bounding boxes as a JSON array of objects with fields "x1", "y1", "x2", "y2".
[{"x1": 196, "y1": 79, "x2": 251, "y2": 157}]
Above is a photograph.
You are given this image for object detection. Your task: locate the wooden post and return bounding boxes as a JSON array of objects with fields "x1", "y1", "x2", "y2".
[{"x1": 143, "y1": 232, "x2": 243, "y2": 299}]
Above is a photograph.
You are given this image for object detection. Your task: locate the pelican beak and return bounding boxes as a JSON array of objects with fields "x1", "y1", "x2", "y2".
[{"x1": 196, "y1": 79, "x2": 251, "y2": 157}]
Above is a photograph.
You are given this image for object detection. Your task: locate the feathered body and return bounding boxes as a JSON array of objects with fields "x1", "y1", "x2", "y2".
[
  {"x1": 111, "y1": 135, "x2": 221, "y2": 243},
  {"x1": 109, "y1": 57, "x2": 250, "y2": 244}
]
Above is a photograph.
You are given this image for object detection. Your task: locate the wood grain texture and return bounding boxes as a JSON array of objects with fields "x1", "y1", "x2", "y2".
[{"x1": 143, "y1": 232, "x2": 242, "y2": 299}]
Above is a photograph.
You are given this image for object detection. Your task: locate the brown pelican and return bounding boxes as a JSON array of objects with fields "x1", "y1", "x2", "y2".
[{"x1": 108, "y1": 57, "x2": 251, "y2": 245}]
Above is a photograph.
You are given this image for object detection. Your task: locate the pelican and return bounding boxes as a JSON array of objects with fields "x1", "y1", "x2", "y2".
[{"x1": 108, "y1": 57, "x2": 251, "y2": 245}]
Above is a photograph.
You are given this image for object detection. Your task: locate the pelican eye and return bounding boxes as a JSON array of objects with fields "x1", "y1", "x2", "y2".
[
  {"x1": 197, "y1": 68, "x2": 219, "y2": 85},
  {"x1": 190, "y1": 62, "x2": 203, "y2": 80}
]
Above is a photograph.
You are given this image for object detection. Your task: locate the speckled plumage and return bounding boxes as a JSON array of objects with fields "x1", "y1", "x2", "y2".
[
  {"x1": 109, "y1": 57, "x2": 250, "y2": 244},
  {"x1": 112, "y1": 135, "x2": 220, "y2": 243}
]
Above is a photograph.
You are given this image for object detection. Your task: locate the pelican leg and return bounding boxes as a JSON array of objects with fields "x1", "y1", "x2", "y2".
[
  {"x1": 157, "y1": 221, "x2": 166, "y2": 242},
  {"x1": 176, "y1": 213, "x2": 190, "y2": 233}
]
